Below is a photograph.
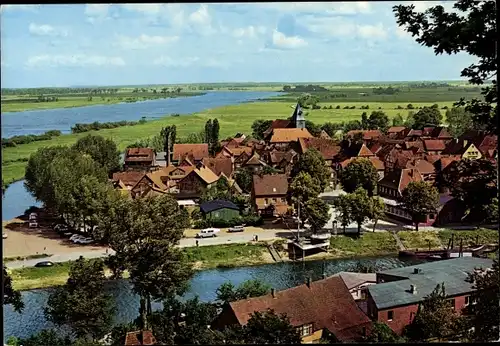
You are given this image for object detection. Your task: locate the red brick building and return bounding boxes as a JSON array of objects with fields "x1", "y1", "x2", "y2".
[{"x1": 366, "y1": 257, "x2": 494, "y2": 335}]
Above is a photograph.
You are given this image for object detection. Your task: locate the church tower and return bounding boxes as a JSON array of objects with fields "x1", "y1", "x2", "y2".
[{"x1": 291, "y1": 102, "x2": 305, "y2": 129}]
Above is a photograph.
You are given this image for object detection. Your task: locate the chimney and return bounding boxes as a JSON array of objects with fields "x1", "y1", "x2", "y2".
[
  {"x1": 410, "y1": 284, "x2": 417, "y2": 295},
  {"x1": 271, "y1": 288, "x2": 276, "y2": 298},
  {"x1": 306, "y1": 277, "x2": 311, "y2": 288}
]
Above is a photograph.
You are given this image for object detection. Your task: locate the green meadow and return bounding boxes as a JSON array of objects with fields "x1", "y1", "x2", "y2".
[{"x1": 2, "y1": 100, "x2": 455, "y2": 184}]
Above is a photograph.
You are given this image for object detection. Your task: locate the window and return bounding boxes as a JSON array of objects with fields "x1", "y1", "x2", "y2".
[
  {"x1": 297, "y1": 324, "x2": 313, "y2": 337},
  {"x1": 387, "y1": 310, "x2": 394, "y2": 321},
  {"x1": 281, "y1": 198, "x2": 286, "y2": 203}
]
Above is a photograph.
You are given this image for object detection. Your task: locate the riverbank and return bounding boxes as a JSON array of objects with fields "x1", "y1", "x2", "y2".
[
  {"x1": 1, "y1": 92, "x2": 204, "y2": 113},
  {"x1": 2, "y1": 100, "x2": 455, "y2": 184}
]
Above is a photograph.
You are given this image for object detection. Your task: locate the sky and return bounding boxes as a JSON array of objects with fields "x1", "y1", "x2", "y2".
[{"x1": 0, "y1": 2, "x2": 476, "y2": 88}]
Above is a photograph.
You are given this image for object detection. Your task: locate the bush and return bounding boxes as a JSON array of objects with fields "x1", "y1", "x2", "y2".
[
  {"x1": 312, "y1": 104, "x2": 321, "y2": 110},
  {"x1": 336, "y1": 105, "x2": 341, "y2": 109},
  {"x1": 350, "y1": 106, "x2": 356, "y2": 109},
  {"x1": 329, "y1": 105, "x2": 333, "y2": 109},
  {"x1": 71, "y1": 119, "x2": 147, "y2": 133},
  {"x1": 1, "y1": 130, "x2": 63, "y2": 148}
]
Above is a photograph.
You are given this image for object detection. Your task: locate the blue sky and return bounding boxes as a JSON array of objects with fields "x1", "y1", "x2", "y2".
[{"x1": 1, "y1": 2, "x2": 476, "y2": 88}]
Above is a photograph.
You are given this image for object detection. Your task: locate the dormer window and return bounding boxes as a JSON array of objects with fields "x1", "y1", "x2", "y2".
[{"x1": 273, "y1": 188, "x2": 277, "y2": 192}]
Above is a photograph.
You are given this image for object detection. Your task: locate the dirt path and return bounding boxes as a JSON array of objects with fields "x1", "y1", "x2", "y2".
[{"x1": 391, "y1": 231, "x2": 406, "y2": 251}]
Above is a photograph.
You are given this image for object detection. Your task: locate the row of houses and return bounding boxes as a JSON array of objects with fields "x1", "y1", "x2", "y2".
[
  {"x1": 113, "y1": 104, "x2": 497, "y2": 226},
  {"x1": 212, "y1": 257, "x2": 494, "y2": 342}
]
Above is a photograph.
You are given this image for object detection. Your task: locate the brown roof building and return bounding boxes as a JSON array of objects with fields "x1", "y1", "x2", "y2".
[
  {"x1": 212, "y1": 276, "x2": 373, "y2": 343},
  {"x1": 124, "y1": 330, "x2": 156, "y2": 345},
  {"x1": 112, "y1": 171, "x2": 146, "y2": 188},
  {"x1": 201, "y1": 157, "x2": 234, "y2": 178},
  {"x1": 298, "y1": 137, "x2": 341, "y2": 161},
  {"x1": 269, "y1": 128, "x2": 313, "y2": 144},
  {"x1": 346, "y1": 130, "x2": 383, "y2": 141},
  {"x1": 124, "y1": 148, "x2": 155, "y2": 168},
  {"x1": 172, "y1": 144, "x2": 209, "y2": 163},
  {"x1": 252, "y1": 174, "x2": 289, "y2": 216}
]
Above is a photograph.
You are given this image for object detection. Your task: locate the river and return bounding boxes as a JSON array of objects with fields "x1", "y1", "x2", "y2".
[
  {"x1": 1, "y1": 91, "x2": 281, "y2": 138},
  {"x1": 3, "y1": 256, "x2": 425, "y2": 341}
]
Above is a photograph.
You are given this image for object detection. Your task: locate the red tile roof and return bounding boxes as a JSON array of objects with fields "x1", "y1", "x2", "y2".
[
  {"x1": 378, "y1": 168, "x2": 422, "y2": 192},
  {"x1": 357, "y1": 143, "x2": 375, "y2": 157},
  {"x1": 319, "y1": 130, "x2": 332, "y2": 139},
  {"x1": 387, "y1": 126, "x2": 407, "y2": 134},
  {"x1": 227, "y1": 276, "x2": 372, "y2": 342},
  {"x1": 112, "y1": 171, "x2": 146, "y2": 187},
  {"x1": 172, "y1": 144, "x2": 209, "y2": 161},
  {"x1": 298, "y1": 137, "x2": 341, "y2": 160},
  {"x1": 369, "y1": 157, "x2": 385, "y2": 171},
  {"x1": 125, "y1": 330, "x2": 156, "y2": 345},
  {"x1": 125, "y1": 148, "x2": 154, "y2": 162},
  {"x1": 270, "y1": 128, "x2": 313, "y2": 143},
  {"x1": 252, "y1": 174, "x2": 288, "y2": 196},
  {"x1": 201, "y1": 157, "x2": 234, "y2": 177},
  {"x1": 430, "y1": 126, "x2": 452, "y2": 138},
  {"x1": 423, "y1": 139, "x2": 446, "y2": 151},
  {"x1": 424, "y1": 154, "x2": 441, "y2": 164},
  {"x1": 263, "y1": 119, "x2": 292, "y2": 138},
  {"x1": 409, "y1": 159, "x2": 435, "y2": 175}
]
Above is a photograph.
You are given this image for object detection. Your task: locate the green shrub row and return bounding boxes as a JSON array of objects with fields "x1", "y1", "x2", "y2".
[{"x1": 2, "y1": 130, "x2": 62, "y2": 148}]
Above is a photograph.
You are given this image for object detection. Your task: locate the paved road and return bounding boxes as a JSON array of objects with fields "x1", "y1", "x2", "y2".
[{"x1": 5, "y1": 231, "x2": 282, "y2": 269}]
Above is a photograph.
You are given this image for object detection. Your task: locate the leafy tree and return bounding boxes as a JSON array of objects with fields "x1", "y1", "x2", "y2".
[
  {"x1": 44, "y1": 257, "x2": 115, "y2": 340},
  {"x1": 183, "y1": 130, "x2": 206, "y2": 144},
  {"x1": 305, "y1": 120, "x2": 321, "y2": 137},
  {"x1": 445, "y1": 107, "x2": 474, "y2": 137},
  {"x1": 292, "y1": 148, "x2": 330, "y2": 192},
  {"x1": 289, "y1": 171, "x2": 321, "y2": 205},
  {"x1": 345, "y1": 188, "x2": 373, "y2": 236},
  {"x1": 394, "y1": 0, "x2": 497, "y2": 133},
  {"x1": 361, "y1": 112, "x2": 370, "y2": 130},
  {"x1": 403, "y1": 284, "x2": 462, "y2": 341},
  {"x1": 439, "y1": 159, "x2": 497, "y2": 222},
  {"x1": 303, "y1": 198, "x2": 330, "y2": 233},
  {"x1": 405, "y1": 111, "x2": 415, "y2": 128},
  {"x1": 463, "y1": 260, "x2": 499, "y2": 342},
  {"x1": 234, "y1": 168, "x2": 253, "y2": 193},
  {"x1": 297, "y1": 93, "x2": 319, "y2": 109},
  {"x1": 251, "y1": 120, "x2": 273, "y2": 140},
  {"x1": 216, "y1": 279, "x2": 271, "y2": 305},
  {"x1": 12, "y1": 330, "x2": 71, "y2": 346},
  {"x1": 368, "y1": 111, "x2": 390, "y2": 132},
  {"x1": 392, "y1": 113, "x2": 404, "y2": 126},
  {"x1": 343, "y1": 120, "x2": 363, "y2": 132},
  {"x1": 399, "y1": 181, "x2": 440, "y2": 232},
  {"x1": 72, "y1": 134, "x2": 121, "y2": 173},
  {"x1": 241, "y1": 309, "x2": 302, "y2": 344},
  {"x1": 212, "y1": 118, "x2": 220, "y2": 154},
  {"x1": 365, "y1": 322, "x2": 406, "y2": 343},
  {"x1": 3, "y1": 265, "x2": 24, "y2": 313},
  {"x1": 160, "y1": 125, "x2": 177, "y2": 154},
  {"x1": 24, "y1": 146, "x2": 74, "y2": 204},
  {"x1": 368, "y1": 196, "x2": 385, "y2": 232},
  {"x1": 333, "y1": 194, "x2": 352, "y2": 232},
  {"x1": 106, "y1": 322, "x2": 139, "y2": 346},
  {"x1": 96, "y1": 194, "x2": 193, "y2": 329},
  {"x1": 261, "y1": 165, "x2": 279, "y2": 175},
  {"x1": 205, "y1": 119, "x2": 213, "y2": 149},
  {"x1": 412, "y1": 106, "x2": 443, "y2": 129},
  {"x1": 320, "y1": 122, "x2": 343, "y2": 137},
  {"x1": 340, "y1": 158, "x2": 379, "y2": 196}
]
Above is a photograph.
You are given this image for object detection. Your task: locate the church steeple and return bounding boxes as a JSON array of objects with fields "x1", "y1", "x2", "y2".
[{"x1": 291, "y1": 102, "x2": 305, "y2": 129}]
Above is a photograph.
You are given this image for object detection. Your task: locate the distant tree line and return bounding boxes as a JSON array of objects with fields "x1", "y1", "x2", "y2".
[
  {"x1": 372, "y1": 86, "x2": 401, "y2": 95},
  {"x1": 71, "y1": 118, "x2": 147, "y2": 134},
  {"x1": 408, "y1": 82, "x2": 451, "y2": 88},
  {"x1": 2, "y1": 130, "x2": 62, "y2": 148},
  {"x1": 282, "y1": 84, "x2": 328, "y2": 92}
]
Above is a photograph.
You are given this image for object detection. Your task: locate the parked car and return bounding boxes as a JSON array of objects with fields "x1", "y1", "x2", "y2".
[
  {"x1": 196, "y1": 228, "x2": 220, "y2": 238},
  {"x1": 3, "y1": 232, "x2": 7, "y2": 239},
  {"x1": 70, "y1": 234, "x2": 84, "y2": 241},
  {"x1": 228, "y1": 225, "x2": 245, "y2": 233},
  {"x1": 54, "y1": 224, "x2": 68, "y2": 232},
  {"x1": 35, "y1": 261, "x2": 54, "y2": 268},
  {"x1": 78, "y1": 238, "x2": 95, "y2": 245},
  {"x1": 29, "y1": 212, "x2": 38, "y2": 220},
  {"x1": 29, "y1": 221, "x2": 39, "y2": 229}
]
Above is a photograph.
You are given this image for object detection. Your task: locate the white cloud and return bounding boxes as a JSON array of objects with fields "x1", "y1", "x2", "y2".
[
  {"x1": 29, "y1": 23, "x2": 68, "y2": 37},
  {"x1": 272, "y1": 30, "x2": 307, "y2": 49},
  {"x1": 188, "y1": 4, "x2": 217, "y2": 35},
  {"x1": 115, "y1": 34, "x2": 179, "y2": 50},
  {"x1": 1, "y1": 5, "x2": 39, "y2": 13},
  {"x1": 154, "y1": 56, "x2": 226, "y2": 68},
  {"x1": 257, "y1": 2, "x2": 370, "y2": 15},
  {"x1": 395, "y1": 25, "x2": 413, "y2": 40},
  {"x1": 232, "y1": 25, "x2": 266, "y2": 39},
  {"x1": 26, "y1": 54, "x2": 126, "y2": 68},
  {"x1": 120, "y1": 4, "x2": 166, "y2": 15},
  {"x1": 85, "y1": 4, "x2": 110, "y2": 17},
  {"x1": 357, "y1": 23, "x2": 387, "y2": 39}
]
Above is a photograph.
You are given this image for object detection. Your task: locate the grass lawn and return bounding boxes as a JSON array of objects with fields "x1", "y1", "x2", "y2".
[
  {"x1": 438, "y1": 229, "x2": 499, "y2": 247},
  {"x1": 329, "y1": 232, "x2": 398, "y2": 257},
  {"x1": 1, "y1": 100, "x2": 454, "y2": 184},
  {"x1": 397, "y1": 231, "x2": 443, "y2": 250},
  {"x1": 10, "y1": 261, "x2": 73, "y2": 291}
]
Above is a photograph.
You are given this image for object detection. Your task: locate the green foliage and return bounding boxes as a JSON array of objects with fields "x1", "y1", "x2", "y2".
[
  {"x1": 234, "y1": 168, "x2": 253, "y2": 193},
  {"x1": 216, "y1": 279, "x2": 271, "y2": 304},
  {"x1": 368, "y1": 196, "x2": 385, "y2": 232},
  {"x1": 292, "y1": 148, "x2": 330, "y2": 193},
  {"x1": 160, "y1": 125, "x2": 177, "y2": 153},
  {"x1": 70, "y1": 119, "x2": 146, "y2": 134},
  {"x1": 399, "y1": 181, "x2": 440, "y2": 232},
  {"x1": 445, "y1": 107, "x2": 474, "y2": 137},
  {"x1": 394, "y1": 0, "x2": 497, "y2": 133},
  {"x1": 182, "y1": 130, "x2": 206, "y2": 144},
  {"x1": 251, "y1": 119, "x2": 273, "y2": 140},
  {"x1": 411, "y1": 106, "x2": 443, "y2": 129},
  {"x1": 3, "y1": 265, "x2": 24, "y2": 313},
  {"x1": 194, "y1": 215, "x2": 263, "y2": 229},
  {"x1": 392, "y1": 113, "x2": 404, "y2": 126},
  {"x1": 320, "y1": 122, "x2": 343, "y2": 137},
  {"x1": 303, "y1": 198, "x2": 330, "y2": 232},
  {"x1": 72, "y1": 134, "x2": 121, "y2": 173},
  {"x1": 305, "y1": 120, "x2": 321, "y2": 136},
  {"x1": 365, "y1": 322, "x2": 407, "y2": 343},
  {"x1": 2, "y1": 130, "x2": 62, "y2": 148},
  {"x1": 97, "y1": 194, "x2": 193, "y2": 326},
  {"x1": 289, "y1": 172, "x2": 321, "y2": 203},
  {"x1": 261, "y1": 165, "x2": 279, "y2": 175},
  {"x1": 297, "y1": 93, "x2": 319, "y2": 109},
  {"x1": 363, "y1": 110, "x2": 390, "y2": 132},
  {"x1": 403, "y1": 284, "x2": 463, "y2": 341},
  {"x1": 463, "y1": 260, "x2": 499, "y2": 341},
  {"x1": 343, "y1": 120, "x2": 363, "y2": 132},
  {"x1": 340, "y1": 158, "x2": 379, "y2": 196},
  {"x1": 44, "y1": 257, "x2": 114, "y2": 340},
  {"x1": 240, "y1": 309, "x2": 302, "y2": 344},
  {"x1": 439, "y1": 159, "x2": 497, "y2": 222},
  {"x1": 14, "y1": 329, "x2": 71, "y2": 346}
]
